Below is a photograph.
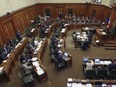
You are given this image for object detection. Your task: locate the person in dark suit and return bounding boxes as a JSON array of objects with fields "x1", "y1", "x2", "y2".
[
  {"x1": 57, "y1": 53, "x2": 64, "y2": 63},
  {"x1": 59, "y1": 12, "x2": 63, "y2": 19},
  {"x1": 107, "y1": 60, "x2": 116, "y2": 71},
  {"x1": 16, "y1": 30, "x2": 22, "y2": 41}
]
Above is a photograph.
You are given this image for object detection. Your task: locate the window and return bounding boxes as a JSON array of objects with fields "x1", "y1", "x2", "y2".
[
  {"x1": 67, "y1": 9, "x2": 73, "y2": 16},
  {"x1": 45, "y1": 9, "x2": 50, "y2": 16},
  {"x1": 92, "y1": 0, "x2": 102, "y2": 3}
]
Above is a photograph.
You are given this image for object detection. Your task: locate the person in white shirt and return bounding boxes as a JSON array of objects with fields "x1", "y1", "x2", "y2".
[
  {"x1": 22, "y1": 60, "x2": 33, "y2": 73},
  {"x1": 86, "y1": 60, "x2": 94, "y2": 70}
]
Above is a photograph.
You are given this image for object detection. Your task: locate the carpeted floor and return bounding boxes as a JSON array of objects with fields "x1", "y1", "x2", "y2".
[{"x1": 0, "y1": 29, "x2": 116, "y2": 87}]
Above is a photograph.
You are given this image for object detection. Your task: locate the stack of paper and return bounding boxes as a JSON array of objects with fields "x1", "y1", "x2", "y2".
[
  {"x1": 102, "y1": 32, "x2": 106, "y2": 35},
  {"x1": 32, "y1": 61, "x2": 39, "y2": 67},
  {"x1": 67, "y1": 83, "x2": 72, "y2": 87},
  {"x1": 31, "y1": 28, "x2": 35, "y2": 32},
  {"x1": 85, "y1": 27, "x2": 89, "y2": 30},
  {"x1": 68, "y1": 78, "x2": 73, "y2": 82},
  {"x1": 61, "y1": 28, "x2": 66, "y2": 33},
  {"x1": 103, "y1": 61, "x2": 112, "y2": 65},
  {"x1": 36, "y1": 66, "x2": 44, "y2": 75},
  {"x1": 86, "y1": 83, "x2": 92, "y2": 87},
  {"x1": 31, "y1": 57, "x2": 38, "y2": 62}
]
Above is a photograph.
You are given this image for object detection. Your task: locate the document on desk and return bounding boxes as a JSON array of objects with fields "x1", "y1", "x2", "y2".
[
  {"x1": 67, "y1": 83, "x2": 72, "y2": 87},
  {"x1": 85, "y1": 27, "x2": 89, "y2": 30},
  {"x1": 32, "y1": 61, "x2": 40, "y2": 67},
  {"x1": 112, "y1": 85, "x2": 116, "y2": 87},
  {"x1": 68, "y1": 78, "x2": 73, "y2": 82},
  {"x1": 72, "y1": 83, "x2": 77, "y2": 87},
  {"x1": 86, "y1": 83, "x2": 92, "y2": 87},
  {"x1": 31, "y1": 28, "x2": 35, "y2": 32},
  {"x1": 6, "y1": 54, "x2": 11, "y2": 58},
  {"x1": 32, "y1": 57, "x2": 38, "y2": 62},
  {"x1": 36, "y1": 66, "x2": 44, "y2": 75},
  {"x1": 102, "y1": 83, "x2": 107, "y2": 87},
  {"x1": 61, "y1": 28, "x2": 66, "y2": 33},
  {"x1": 102, "y1": 32, "x2": 106, "y2": 35},
  {"x1": 103, "y1": 61, "x2": 112, "y2": 65}
]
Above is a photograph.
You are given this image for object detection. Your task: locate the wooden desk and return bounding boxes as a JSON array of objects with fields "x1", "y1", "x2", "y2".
[
  {"x1": 96, "y1": 29, "x2": 107, "y2": 42},
  {"x1": 61, "y1": 28, "x2": 67, "y2": 38},
  {"x1": 33, "y1": 37, "x2": 48, "y2": 81},
  {"x1": 0, "y1": 37, "x2": 28, "y2": 81},
  {"x1": 45, "y1": 26, "x2": 52, "y2": 38},
  {"x1": 30, "y1": 28, "x2": 38, "y2": 37},
  {"x1": 67, "y1": 78, "x2": 116, "y2": 87}
]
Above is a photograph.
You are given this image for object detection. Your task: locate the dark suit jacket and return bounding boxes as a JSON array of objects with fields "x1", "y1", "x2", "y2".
[{"x1": 108, "y1": 63, "x2": 116, "y2": 71}]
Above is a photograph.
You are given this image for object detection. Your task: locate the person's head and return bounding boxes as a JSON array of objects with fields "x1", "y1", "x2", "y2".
[
  {"x1": 112, "y1": 59, "x2": 116, "y2": 63},
  {"x1": 73, "y1": 31, "x2": 76, "y2": 34},
  {"x1": 88, "y1": 60, "x2": 92, "y2": 63},
  {"x1": 22, "y1": 60, "x2": 26, "y2": 64}
]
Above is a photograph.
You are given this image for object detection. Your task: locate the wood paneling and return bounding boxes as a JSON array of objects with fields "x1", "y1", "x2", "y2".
[
  {"x1": 0, "y1": 24, "x2": 4, "y2": 47},
  {"x1": 0, "y1": 16, "x2": 16, "y2": 42},
  {"x1": 0, "y1": 4, "x2": 38, "y2": 46},
  {"x1": 0, "y1": 3, "x2": 115, "y2": 47}
]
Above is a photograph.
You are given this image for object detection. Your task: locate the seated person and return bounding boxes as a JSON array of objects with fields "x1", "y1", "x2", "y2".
[
  {"x1": 72, "y1": 31, "x2": 76, "y2": 41},
  {"x1": 107, "y1": 60, "x2": 116, "y2": 71},
  {"x1": 20, "y1": 53, "x2": 29, "y2": 63},
  {"x1": 0, "y1": 52, "x2": 7, "y2": 64},
  {"x1": 57, "y1": 53, "x2": 64, "y2": 64},
  {"x1": 22, "y1": 60, "x2": 33, "y2": 73},
  {"x1": 86, "y1": 60, "x2": 94, "y2": 70}
]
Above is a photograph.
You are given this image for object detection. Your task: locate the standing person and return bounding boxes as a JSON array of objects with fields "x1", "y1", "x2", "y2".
[{"x1": 16, "y1": 30, "x2": 22, "y2": 41}]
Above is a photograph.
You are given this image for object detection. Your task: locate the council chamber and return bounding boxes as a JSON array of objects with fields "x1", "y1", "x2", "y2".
[{"x1": 0, "y1": 0, "x2": 116, "y2": 87}]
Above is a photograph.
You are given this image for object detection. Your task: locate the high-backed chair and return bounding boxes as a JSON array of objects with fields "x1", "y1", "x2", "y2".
[
  {"x1": 108, "y1": 26, "x2": 116, "y2": 40},
  {"x1": 107, "y1": 69, "x2": 116, "y2": 79},
  {"x1": 95, "y1": 67, "x2": 107, "y2": 79},
  {"x1": 85, "y1": 69, "x2": 96, "y2": 79},
  {"x1": 19, "y1": 71, "x2": 34, "y2": 85}
]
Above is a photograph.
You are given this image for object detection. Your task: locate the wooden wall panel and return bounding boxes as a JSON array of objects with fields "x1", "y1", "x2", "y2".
[
  {"x1": 0, "y1": 24, "x2": 4, "y2": 47},
  {"x1": 0, "y1": 16, "x2": 16, "y2": 42},
  {"x1": 13, "y1": 16, "x2": 24, "y2": 34},
  {"x1": 0, "y1": 3, "x2": 115, "y2": 47},
  {"x1": 114, "y1": 9, "x2": 116, "y2": 19},
  {"x1": 65, "y1": 5, "x2": 76, "y2": 16}
]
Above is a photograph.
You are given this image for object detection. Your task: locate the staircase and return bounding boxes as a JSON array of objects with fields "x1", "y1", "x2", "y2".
[{"x1": 103, "y1": 41, "x2": 116, "y2": 50}]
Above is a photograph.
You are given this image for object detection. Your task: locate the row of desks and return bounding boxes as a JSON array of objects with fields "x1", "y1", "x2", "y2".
[
  {"x1": 32, "y1": 37, "x2": 48, "y2": 81},
  {"x1": 0, "y1": 37, "x2": 29, "y2": 81},
  {"x1": 67, "y1": 78, "x2": 116, "y2": 87}
]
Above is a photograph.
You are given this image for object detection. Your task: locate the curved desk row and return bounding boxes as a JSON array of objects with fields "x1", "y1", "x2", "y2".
[
  {"x1": 0, "y1": 37, "x2": 29, "y2": 81},
  {"x1": 67, "y1": 78, "x2": 116, "y2": 87},
  {"x1": 32, "y1": 37, "x2": 48, "y2": 81}
]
